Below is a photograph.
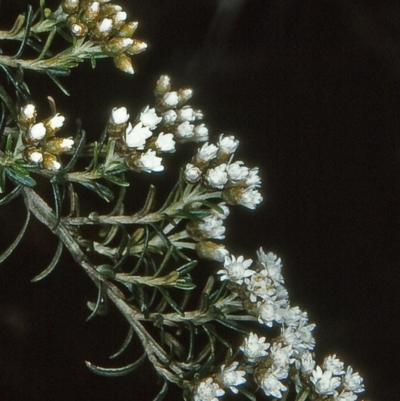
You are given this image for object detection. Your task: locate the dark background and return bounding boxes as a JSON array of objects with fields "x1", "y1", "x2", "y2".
[{"x1": 0, "y1": 1, "x2": 399, "y2": 401}]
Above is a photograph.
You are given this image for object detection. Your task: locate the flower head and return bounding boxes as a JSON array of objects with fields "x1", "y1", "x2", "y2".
[
  {"x1": 311, "y1": 366, "x2": 341, "y2": 395},
  {"x1": 220, "y1": 362, "x2": 246, "y2": 394},
  {"x1": 260, "y1": 369, "x2": 287, "y2": 399},
  {"x1": 217, "y1": 254, "x2": 254, "y2": 285},
  {"x1": 111, "y1": 107, "x2": 130, "y2": 125},
  {"x1": 323, "y1": 354, "x2": 345, "y2": 375},
  {"x1": 241, "y1": 332, "x2": 270, "y2": 362},
  {"x1": 194, "y1": 378, "x2": 225, "y2": 401},
  {"x1": 137, "y1": 150, "x2": 164, "y2": 172},
  {"x1": 343, "y1": 366, "x2": 364, "y2": 393},
  {"x1": 204, "y1": 164, "x2": 228, "y2": 189},
  {"x1": 140, "y1": 106, "x2": 162, "y2": 129},
  {"x1": 124, "y1": 122, "x2": 152, "y2": 149}
]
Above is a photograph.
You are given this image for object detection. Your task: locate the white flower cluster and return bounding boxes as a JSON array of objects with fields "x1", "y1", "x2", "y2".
[
  {"x1": 186, "y1": 203, "x2": 230, "y2": 242},
  {"x1": 109, "y1": 105, "x2": 175, "y2": 172},
  {"x1": 210, "y1": 248, "x2": 365, "y2": 400},
  {"x1": 155, "y1": 75, "x2": 208, "y2": 143},
  {"x1": 19, "y1": 104, "x2": 73, "y2": 171},
  {"x1": 184, "y1": 135, "x2": 262, "y2": 210}
]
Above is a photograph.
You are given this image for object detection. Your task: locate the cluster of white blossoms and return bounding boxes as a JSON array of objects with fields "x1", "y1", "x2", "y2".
[
  {"x1": 184, "y1": 135, "x2": 262, "y2": 210},
  {"x1": 192, "y1": 248, "x2": 364, "y2": 401},
  {"x1": 18, "y1": 104, "x2": 74, "y2": 171},
  {"x1": 107, "y1": 76, "x2": 215, "y2": 172}
]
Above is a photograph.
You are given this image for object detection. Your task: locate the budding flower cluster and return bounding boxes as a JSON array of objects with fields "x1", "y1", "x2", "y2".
[
  {"x1": 184, "y1": 134, "x2": 262, "y2": 210},
  {"x1": 106, "y1": 76, "x2": 212, "y2": 172},
  {"x1": 61, "y1": 0, "x2": 146, "y2": 74},
  {"x1": 19, "y1": 104, "x2": 73, "y2": 171}
]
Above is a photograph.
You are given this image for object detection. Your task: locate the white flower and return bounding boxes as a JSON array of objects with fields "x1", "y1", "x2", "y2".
[
  {"x1": 162, "y1": 91, "x2": 180, "y2": 107},
  {"x1": 162, "y1": 110, "x2": 177, "y2": 125},
  {"x1": 97, "y1": 18, "x2": 113, "y2": 33},
  {"x1": 58, "y1": 137, "x2": 74, "y2": 151},
  {"x1": 281, "y1": 306, "x2": 309, "y2": 327},
  {"x1": 343, "y1": 366, "x2": 364, "y2": 393},
  {"x1": 257, "y1": 249, "x2": 284, "y2": 284},
  {"x1": 270, "y1": 343, "x2": 294, "y2": 368},
  {"x1": 155, "y1": 132, "x2": 175, "y2": 152},
  {"x1": 217, "y1": 254, "x2": 254, "y2": 285},
  {"x1": 184, "y1": 163, "x2": 202, "y2": 183},
  {"x1": 111, "y1": 107, "x2": 129, "y2": 124},
  {"x1": 124, "y1": 122, "x2": 152, "y2": 149},
  {"x1": 197, "y1": 142, "x2": 218, "y2": 162},
  {"x1": 193, "y1": 123, "x2": 209, "y2": 141},
  {"x1": 177, "y1": 106, "x2": 196, "y2": 122},
  {"x1": 138, "y1": 150, "x2": 164, "y2": 172},
  {"x1": 257, "y1": 300, "x2": 283, "y2": 327},
  {"x1": 114, "y1": 11, "x2": 127, "y2": 23},
  {"x1": 220, "y1": 362, "x2": 246, "y2": 394},
  {"x1": 226, "y1": 161, "x2": 249, "y2": 183},
  {"x1": 140, "y1": 106, "x2": 162, "y2": 129},
  {"x1": 176, "y1": 121, "x2": 194, "y2": 139},
  {"x1": 156, "y1": 75, "x2": 171, "y2": 94},
  {"x1": 21, "y1": 104, "x2": 36, "y2": 120},
  {"x1": 194, "y1": 378, "x2": 225, "y2": 401},
  {"x1": 323, "y1": 354, "x2": 345, "y2": 375},
  {"x1": 296, "y1": 350, "x2": 316, "y2": 375},
  {"x1": 334, "y1": 391, "x2": 358, "y2": 401},
  {"x1": 311, "y1": 366, "x2": 341, "y2": 395},
  {"x1": 28, "y1": 122, "x2": 46, "y2": 141},
  {"x1": 241, "y1": 332, "x2": 270, "y2": 362},
  {"x1": 245, "y1": 271, "x2": 274, "y2": 302},
  {"x1": 204, "y1": 164, "x2": 228, "y2": 189},
  {"x1": 48, "y1": 113, "x2": 65, "y2": 130},
  {"x1": 197, "y1": 215, "x2": 225, "y2": 240},
  {"x1": 260, "y1": 369, "x2": 287, "y2": 399},
  {"x1": 218, "y1": 134, "x2": 239, "y2": 155},
  {"x1": 27, "y1": 150, "x2": 43, "y2": 163},
  {"x1": 245, "y1": 167, "x2": 261, "y2": 187},
  {"x1": 237, "y1": 187, "x2": 263, "y2": 209}
]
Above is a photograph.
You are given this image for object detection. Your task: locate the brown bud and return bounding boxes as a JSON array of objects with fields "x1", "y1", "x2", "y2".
[
  {"x1": 61, "y1": 0, "x2": 80, "y2": 14},
  {"x1": 43, "y1": 137, "x2": 74, "y2": 155},
  {"x1": 126, "y1": 39, "x2": 147, "y2": 55},
  {"x1": 102, "y1": 37, "x2": 133, "y2": 56},
  {"x1": 118, "y1": 21, "x2": 138, "y2": 38},
  {"x1": 23, "y1": 147, "x2": 43, "y2": 164},
  {"x1": 113, "y1": 54, "x2": 134, "y2": 74},
  {"x1": 42, "y1": 153, "x2": 61, "y2": 171}
]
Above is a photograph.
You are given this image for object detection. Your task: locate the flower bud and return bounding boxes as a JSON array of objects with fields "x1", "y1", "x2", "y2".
[
  {"x1": 107, "y1": 107, "x2": 129, "y2": 137},
  {"x1": 118, "y1": 21, "x2": 138, "y2": 38},
  {"x1": 195, "y1": 241, "x2": 228, "y2": 262},
  {"x1": 102, "y1": 37, "x2": 133, "y2": 56},
  {"x1": 26, "y1": 122, "x2": 46, "y2": 143},
  {"x1": 126, "y1": 39, "x2": 147, "y2": 55},
  {"x1": 81, "y1": 1, "x2": 101, "y2": 27},
  {"x1": 70, "y1": 22, "x2": 88, "y2": 38},
  {"x1": 111, "y1": 11, "x2": 127, "y2": 30},
  {"x1": 155, "y1": 75, "x2": 171, "y2": 97},
  {"x1": 178, "y1": 88, "x2": 193, "y2": 104},
  {"x1": 91, "y1": 17, "x2": 113, "y2": 41},
  {"x1": 61, "y1": 0, "x2": 80, "y2": 14},
  {"x1": 42, "y1": 153, "x2": 61, "y2": 171},
  {"x1": 43, "y1": 137, "x2": 74, "y2": 154},
  {"x1": 23, "y1": 147, "x2": 43, "y2": 164},
  {"x1": 113, "y1": 54, "x2": 134, "y2": 74},
  {"x1": 44, "y1": 113, "x2": 65, "y2": 136},
  {"x1": 100, "y1": 3, "x2": 122, "y2": 16},
  {"x1": 19, "y1": 104, "x2": 37, "y2": 128}
]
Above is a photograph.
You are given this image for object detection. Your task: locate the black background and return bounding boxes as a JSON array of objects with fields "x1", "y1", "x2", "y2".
[{"x1": 0, "y1": 1, "x2": 399, "y2": 401}]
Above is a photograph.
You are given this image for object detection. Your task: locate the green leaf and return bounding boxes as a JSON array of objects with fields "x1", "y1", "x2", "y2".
[
  {"x1": 86, "y1": 283, "x2": 105, "y2": 321},
  {"x1": 5, "y1": 165, "x2": 36, "y2": 187},
  {"x1": 109, "y1": 327, "x2": 134, "y2": 359},
  {"x1": 85, "y1": 353, "x2": 146, "y2": 377},
  {"x1": 79, "y1": 181, "x2": 114, "y2": 202},
  {"x1": 45, "y1": 71, "x2": 70, "y2": 96},
  {"x1": 31, "y1": 240, "x2": 63, "y2": 282},
  {"x1": 103, "y1": 173, "x2": 129, "y2": 187},
  {"x1": 157, "y1": 287, "x2": 184, "y2": 316},
  {"x1": 153, "y1": 380, "x2": 169, "y2": 401},
  {"x1": 0, "y1": 203, "x2": 30, "y2": 263},
  {"x1": 0, "y1": 165, "x2": 6, "y2": 193},
  {"x1": 176, "y1": 260, "x2": 197, "y2": 276},
  {"x1": 237, "y1": 386, "x2": 257, "y2": 401},
  {"x1": 0, "y1": 184, "x2": 23, "y2": 205},
  {"x1": 173, "y1": 278, "x2": 196, "y2": 290}
]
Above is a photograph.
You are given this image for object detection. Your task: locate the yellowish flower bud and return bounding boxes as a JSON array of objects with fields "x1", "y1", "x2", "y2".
[
  {"x1": 42, "y1": 153, "x2": 61, "y2": 171},
  {"x1": 43, "y1": 137, "x2": 74, "y2": 154},
  {"x1": 23, "y1": 147, "x2": 43, "y2": 164},
  {"x1": 195, "y1": 241, "x2": 228, "y2": 262},
  {"x1": 61, "y1": 0, "x2": 80, "y2": 14},
  {"x1": 19, "y1": 104, "x2": 37, "y2": 128},
  {"x1": 70, "y1": 22, "x2": 88, "y2": 38},
  {"x1": 126, "y1": 39, "x2": 147, "y2": 55},
  {"x1": 81, "y1": 1, "x2": 101, "y2": 27},
  {"x1": 102, "y1": 37, "x2": 133, "y2": 56},
  {"x1": 113, "y1": 54, "x2": 134, "y2": 74},
  {"x1": 118, "y1": 21, "x2": 138, "y2": 38}
]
